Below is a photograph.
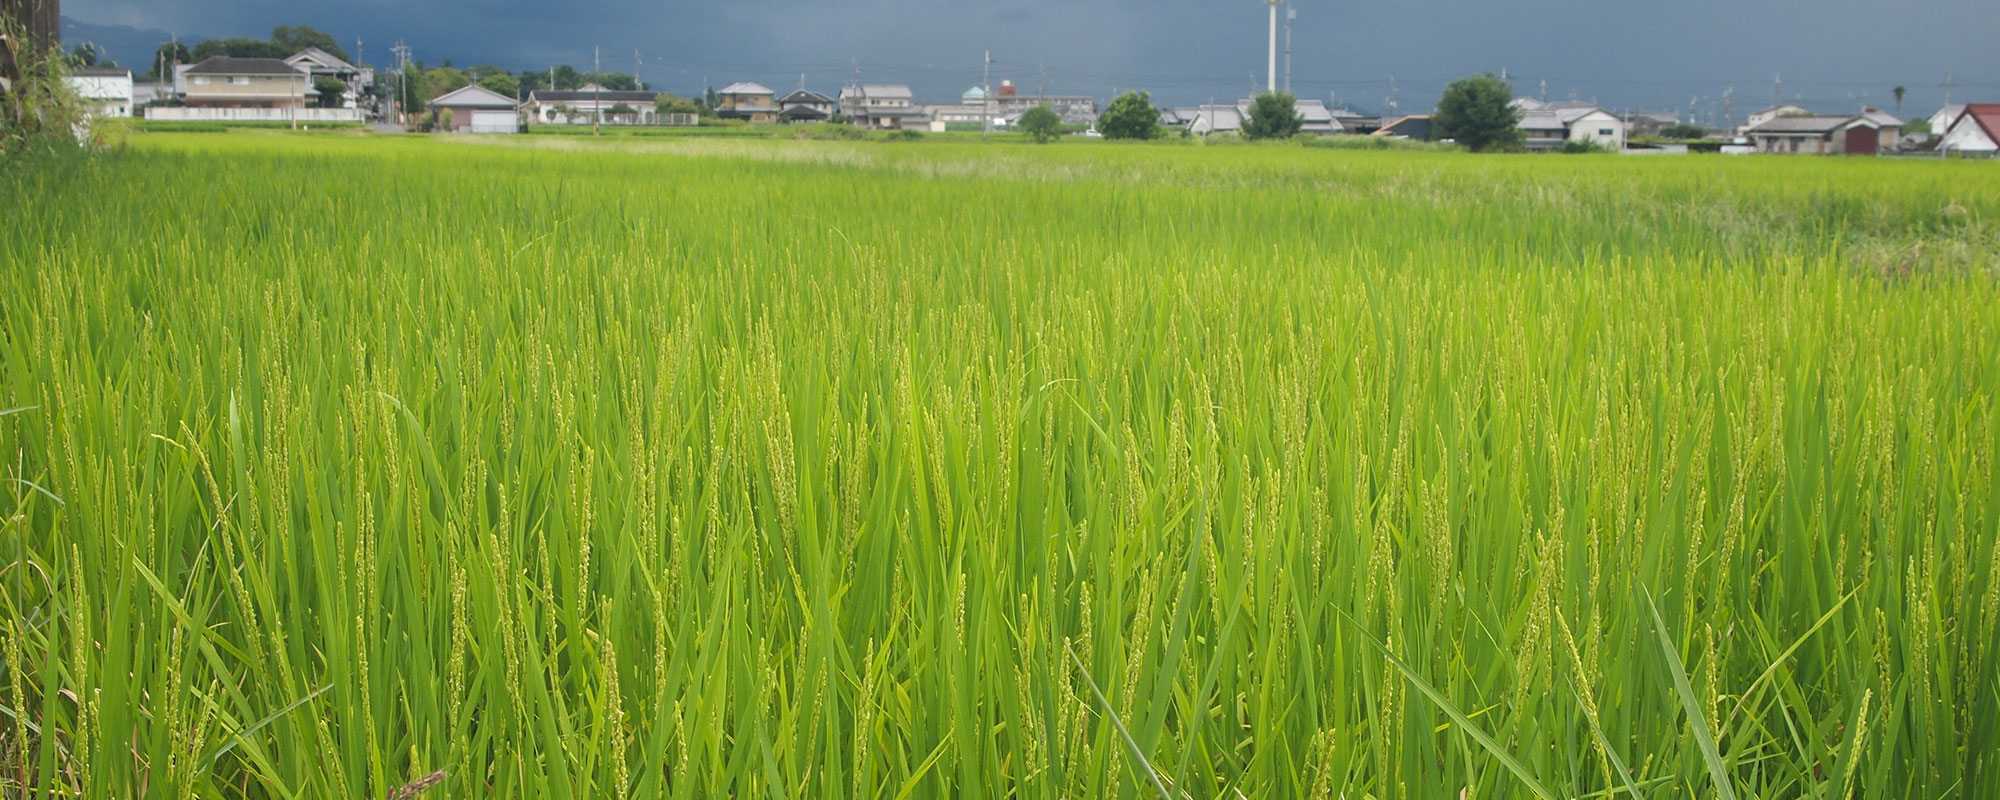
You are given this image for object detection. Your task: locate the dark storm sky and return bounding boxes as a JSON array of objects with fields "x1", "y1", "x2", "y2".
[{"x1": 65, "y1": 0, "x2": 1998, "y2": 120}]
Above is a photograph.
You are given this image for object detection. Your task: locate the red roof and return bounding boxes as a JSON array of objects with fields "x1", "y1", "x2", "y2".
[{"x1": 1954, "y1": 103, "x2": 2000, "y2": 143}]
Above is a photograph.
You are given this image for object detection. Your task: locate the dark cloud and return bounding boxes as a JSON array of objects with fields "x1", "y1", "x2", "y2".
[{"x1": 66, "y1": 0, "x2": 1998, "y2": 119}]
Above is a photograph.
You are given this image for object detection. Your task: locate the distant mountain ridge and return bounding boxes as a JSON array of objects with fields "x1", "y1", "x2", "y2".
[{"x1": 59, "y1": 17, "x2": 215, "y2": 73}]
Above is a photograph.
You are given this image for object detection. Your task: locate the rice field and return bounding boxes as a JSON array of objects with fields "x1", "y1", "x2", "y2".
[{"x1": 2, "y1": 132, "x2": 1998, "y2": 799}]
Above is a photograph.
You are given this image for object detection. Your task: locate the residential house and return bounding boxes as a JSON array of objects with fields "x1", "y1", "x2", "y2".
[
  {"x1": 1372, "y1": 114, "x2": 1434, "y2": 141},
  {"x1": 428, "y1": 83, "x2": 519, "y2": 133},
  {"x1": 524, "y1": 84, "x2": 658, "y2": 125},
  {"x1": 1186, "y1": 104, "x2": 1242, "y2": 135},
  {"x1": 1742, "y1": 114, "x2": 1882, "y2": 154},
  {"x1": 1860, "y1": 107, "x2": 1903, "y2": 150},
  {"x1": 1329, "y1": 108, "x2": 1380, "y2": 135},
  {"x1": 1517, "y1": 101, "x2": 1625, "y2": 150},
  {"x1": 284, "y1": 47, "x2": 372, "y2": 109},
  {"x1": 1937, "y1": 103, "x2": 2000, "y2": 154},
  {"x1": 777, "y1": 88, "x2": 834, "y2": 123},
  {"x1": 1927, "y1": 104, "x2": 1964, "y2": 137},
  {"x1": 716, "y1": 81, "x2": 778, "y2": 123},
  {"x1": 178, "y1": 56, "x2": 309, "y2": 108},
  {"x1": 1743, "y1": 104, "x2": 1810, "y2": 132},
  {"x1": 67, "y1": 66, "x2": 132, "y2": 118},
  {"x1": 1158, "y1": 107, "x2": 1197, "y2": 128},
  {"x1": 839, "y1": 84, "x2": 915, "y2": 129},
  {"x1": 1186, "y1": 98, "x2": 1341, "y2": 136}
]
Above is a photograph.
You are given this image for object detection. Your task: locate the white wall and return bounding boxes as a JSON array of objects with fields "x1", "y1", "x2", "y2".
[
  {"x1": 1568, "y1": 111, "x2": 1626, "y2": 149},
  {"x1": 145, "y1": 107, "x2": 364, "y2": 122},
  {"x1": 1938, "y1": 116, "x2": 1998, "y2": 152},
  {"x1": 66, "y1": 75, "x2": 133, "y2": 118}
]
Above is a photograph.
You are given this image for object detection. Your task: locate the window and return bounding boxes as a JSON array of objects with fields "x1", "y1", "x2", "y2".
[
  {"x1": 231, "y1": 76, "x2": 251, "y2": 85},
  {"x1": 1598, "y1": 128, "x2": 1613, "y2": 136},
  {"x1": 193, "y1": 76, "x2": 212, "y2": 85}
]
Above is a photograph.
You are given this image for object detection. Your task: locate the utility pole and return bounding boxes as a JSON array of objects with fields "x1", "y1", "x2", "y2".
[
  {"x1": 982, "y1": 49, "x2": 992, "y2": 140},
  {"x1": 1284, "y1": 3, "x2": 1294, "y2": 93},
  {"x1": 1942, "y1": 69, "x2": 1954, "y2": 106},
  {"x1": 392, "y1": 40, "x2": 410, "y2": 129},
  {"x1": 1722, "y1": 86, "x2": 1735, "y2": 131},
  {"x1": 1772, "y1": 73, "x2": 1781, "y2": 109},
  {"x1": 1539, "y1": 78, "x2": 1547, "y2": 102},
  {"x1": 634, "y1": 49, "x2": 642, "y2": 90},
  {"x1": 593, "y1": 46, "x2": 601, "y2": 136}
]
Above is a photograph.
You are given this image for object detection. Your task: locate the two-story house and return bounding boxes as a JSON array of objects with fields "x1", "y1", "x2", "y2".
[
  {"x1": 715, "y1": 82, "x2": 779, "y2": 123},
  {"x1": 179, "y1": 56, "x2": 309, "y2": 109},
  {"x1": 838, "y1": 84, "x2": 915, "y2": 130}
]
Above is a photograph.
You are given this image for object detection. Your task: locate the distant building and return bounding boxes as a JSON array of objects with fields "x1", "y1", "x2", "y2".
[
  {"x1": 1372, "y1": 114, "x2": 1434, "y2": 141},
  {"x1": 1927, "y1": 104, "x2": 1964, "y2": 136},
  {"x1": 1742, "y1": 114, "x2": 1882, "y2": 154},
  {"x1": 1517, "y1": 102, "x2": 1626, "y2": 150},
  {"x1": 428, "y1": 83, "x2": 519, "y2": 133},
  {"x1": 1937, "y1": 103, "x2": 1999, "y2": 154},
  {"x1": 977, "y1": 80, "x2": 1098, "y2": 124},
  {"x1": 524, "y1": 84, "x2": 658, "y2": 125},
  {"x1": 284, "y1": 47, "x2": 372, "y2": 109},
  {"x1": 150, "y1": 56, "x2": 364, "y2": 123},
  {"x1": 716, "y1": 82, "x2": 778, "y2": 123},
  {"x1": 839, "y1": 84, "x2": 915, "y2": 129},
  {"x1": 1328, "y1": 108, "x2": 1380, "y2": 135},
  {"x1": 777, "y1": 88, "x2": 834, "y2": 123},
  {"x1": 1860, "y1": 107, "x2": 1903, "y2": 150},
  {"x1": 66, "y1": 65, "x2": 132, "y2": 118},
  {"x1": 1185, "y1": 97, "x2": 1342, "y2": 136},
  {"x1": 1743, "y1": 104, "x2": 1810, "y2": 133},
  {"x1": 179, "y1": 56, "x2": 309, "y2": 109}
]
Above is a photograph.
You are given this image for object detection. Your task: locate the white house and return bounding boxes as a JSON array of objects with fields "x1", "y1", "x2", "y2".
[
  {"x1": 1518, "y1": 102, "x2": 1625, "y2": 150},
  {"x1": 66, "y1": 66, "x2": 133, "y2": 118},
  {"x1": 1185, "y1": 98, "x2": 1342, "y2": 136},
  {"x1": 1927, "y1": 104, "x2": 1965, "y2": 136},
  {"x1": 428, "y1": 83, "x2": 520, "y2": 133},
  {"x1": 1937, "y1": 104, "x2": 1999, "y2": 153},
  {"x1": 284, "y1": 47, "x2": 372, "y2": 109},
  {"x1": 523, "y1": 84, "x2": 659, "y2": 125},
  {"x1": 838, "y1": 84, "x2": 915, "y2": 129}
]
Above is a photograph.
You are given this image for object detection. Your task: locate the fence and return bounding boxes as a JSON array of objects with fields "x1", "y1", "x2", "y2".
[{"x1": 144, "y1": 107, "x2": 365, "y2": 123}]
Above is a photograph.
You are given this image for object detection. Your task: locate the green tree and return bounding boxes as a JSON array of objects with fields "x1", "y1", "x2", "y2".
[
  {"x1": 271, "y1": 26, "x2": 348, "y2": 61},
  {"x1": 552, "y1": 65, "x2": 585, "y2": 90},
  {"x1": 1434, "y1": 72, "x2": 1522, "y2": 152},
  {"x1": 192, "y1": 37, "x2": 289, "y2": 61},
  {"x1": 1099, "y1": 90, "x2": 1162, "y2": 140},
  {"x1": 1018, "y1": 104, "x2": 1063, "y2": 143},
  {"x1": 1660, "y1": 124, "x2": 1707, "y2": 140},
  {"x1": 313, "y1": 76, "x2": 347, "y2": 107},
  {"x1": 654, "y1": 93, "x2": 703, "y2": 116},
  {"x1": 141, "y1": 41, "x2": 194, "y2": 81},
  {"x1": 64, "y1": 43, "x2": 101, "y2": 67},
  {"x1": 425, "y1": 66, "x2": 470, "y2": 97},
  {"x1": 479, "y1": 72, "x2": 520, "y2": 99},
  {"x1": 398, "y1": 63, "x2": 429, "y2": 114},
  {"x1": 1893, "y1": 85, "x2": 1906, "y2": 114},
  {"x1": 1243, "y1": 91, "x2": 1303, "y2": 139}
]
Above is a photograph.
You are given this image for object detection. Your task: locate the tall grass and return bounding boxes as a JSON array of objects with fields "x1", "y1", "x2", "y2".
[{"x1": 1, "y1": 134, "x2": 1996, "y2": 799}]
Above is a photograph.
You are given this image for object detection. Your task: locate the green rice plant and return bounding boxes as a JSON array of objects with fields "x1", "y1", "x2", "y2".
[{"x1": 0, "y1": 132, "x2": 1996, "y2": 799}]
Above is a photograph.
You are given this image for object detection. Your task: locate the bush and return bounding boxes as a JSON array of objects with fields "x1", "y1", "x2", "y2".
[
  {"x1": 1, "y1": 20, "x2": 90, "y2": 157},
  {"x1": 1018, "y1": 105, "x2": 1062, "y2": 144},
  {"x1": 886, "y1": 128, "x2": 924, "y2": 141},
  {"x1": 1661, "y1": 124, "x2": 1707, "y2": 140},
  {"x1": 1100, "y1": 91, "x2": 1162, "y2": 140}
]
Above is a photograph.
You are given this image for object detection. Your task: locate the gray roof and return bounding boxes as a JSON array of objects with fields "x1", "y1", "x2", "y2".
[
  {"x1": 1518, "y1": 110, "x2": 1565, "y2": 131},
  {"x1": 1862, "y1": 109, "x2": 1903, "y2": 127},
  {"x1": 845, "y1": 84, "x2": 912, "y2": 99},
  {"x1": 780, "y1": 89, "x2": 832, "y2": 104},
  {"x1": 1747, "y1": 115, "x2": 1864, "y2": 134},
  {"x1": 285, "y1": 47, "x2": 357, "y2": 73},
  {"x1": 185, "y1": 56, "x2": 305, "y2": 76},
  {"x1": 1554, "y1": 106, "x2": 1611, "y2": 124},
  {"x1": 718, "y1": 82, "x2": 773, "y2": 96},
  {"x1": 72, "y1": 66, "x2": 131, "y2": 77},
  {"x1": 779, "y1": 104, "x2": 829, "y2": 119}
]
